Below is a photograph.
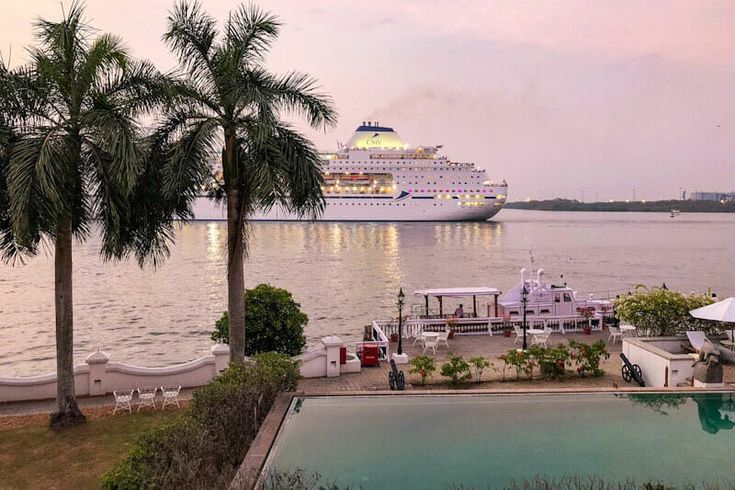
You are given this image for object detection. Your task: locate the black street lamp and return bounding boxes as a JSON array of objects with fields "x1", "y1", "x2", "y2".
[
  {"x1": 521, "y1": 285, "x2": 529, "y2": 350},
  {"x1": 397, "y1": 288, "x2": 405, "y2": 356}
]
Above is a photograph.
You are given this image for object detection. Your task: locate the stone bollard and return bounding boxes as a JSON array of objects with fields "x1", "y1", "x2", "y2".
[
  {"x1": 85, "y1": 349, "x2": 111, "y2": 396},
  {"x1": 211, "y1": 343, "x2": 230, "y2": 375},
  {"x1": 321, "y1": 336, "x2": 343, "y2": 378}
]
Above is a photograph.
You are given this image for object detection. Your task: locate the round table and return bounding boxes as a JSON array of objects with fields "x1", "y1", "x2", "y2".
[
  {"x1": 422, "y1": 332, "x2": 439, "y2": 339},
  {"x1": 526, "y1": 329, "x2": 544, "y2": 335},
  {"x1": 620, "y1": 325, "x2": 637, "y2": 336}
]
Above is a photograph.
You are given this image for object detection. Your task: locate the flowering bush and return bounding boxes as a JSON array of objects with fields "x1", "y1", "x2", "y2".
[
  {"x1": 499, "y1": 349, "x2": 536, "y2": 381},
  {"x1": 468, "y1": 356, "x2": 493, "y2": 382},
  {"x1": 440, "y1": 354, "x2": 472, "y2": 386},
  {"x1": 408, "y1": 355, "x2": 436, "y2": 385},
  {"x1": 615, "y1": 287, "x2": 715, "y2": 336},
  {"x1": 568, "y1": 340, "x2": 610, "y2": 377}
]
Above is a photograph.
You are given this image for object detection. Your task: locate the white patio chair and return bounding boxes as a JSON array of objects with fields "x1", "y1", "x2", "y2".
[
  {"x1": 436, "y1": 330, "x2": 450, "y2": 349},
  {"x1": 423, "y1": 336, "x2": 438, "y2": 355},
  {"x1": 513, "y1": 325, "x2": 524, "y2": 344},
  {"x1": 161, "y1": 385, "x2": 182, "y2": 409},
  {"x1": 112, "y1": 389, "x2": 134, "y2": 415},
  {"x1": 608, "y1": 326, "x2": 623, "y2": 344},
  {"x1": 137, "y1": 387, "x2": 158, "y2": 412},
  {"x1": 412, "y1": 323, "x2": 426, "y2": 346},
  {"x1": 531, "y1": 329, "x2": 551, "y2": 348}
]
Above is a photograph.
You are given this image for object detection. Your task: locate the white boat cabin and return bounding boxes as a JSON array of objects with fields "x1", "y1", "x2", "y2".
[{"x1": 498, "y1": 268, "x2": 612, "y2": 319}]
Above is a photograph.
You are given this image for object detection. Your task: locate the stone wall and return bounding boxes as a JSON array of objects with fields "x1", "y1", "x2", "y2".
[{"x1": 0, "y1": 337, "x2": 360, "y2": 403}]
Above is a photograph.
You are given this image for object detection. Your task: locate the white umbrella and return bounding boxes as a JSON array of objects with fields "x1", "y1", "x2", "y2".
[{"x1": 690, "y1": 297, "x2": 735, "y2": 341}]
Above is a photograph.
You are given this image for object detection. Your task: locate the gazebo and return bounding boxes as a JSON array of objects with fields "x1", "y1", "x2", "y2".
[{"x1": 413, "y1": 287, "x2": 502, "y2": 318}]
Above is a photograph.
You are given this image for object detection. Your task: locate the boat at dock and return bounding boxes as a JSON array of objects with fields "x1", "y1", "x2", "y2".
[{"x1": 366, "y1": 268, "x2": 614, "y2": 359}]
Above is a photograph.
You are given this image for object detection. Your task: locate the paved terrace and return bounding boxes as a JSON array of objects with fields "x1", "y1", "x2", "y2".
[{"x1": 299, "y1": 331, "x2": 735, "y2": 392}]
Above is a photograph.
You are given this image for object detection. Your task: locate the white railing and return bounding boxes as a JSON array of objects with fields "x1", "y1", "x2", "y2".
[
  {"x1": 373, "y1": 314, "x2": 609, "y2": 338},
  {"x1": 361, "y1": 321, "x2": 392, "y2": 360}
]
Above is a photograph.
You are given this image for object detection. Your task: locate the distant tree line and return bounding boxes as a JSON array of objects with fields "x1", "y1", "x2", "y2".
[{"x1": 506, "y1": 198, "x2": 735, "y2": 212}]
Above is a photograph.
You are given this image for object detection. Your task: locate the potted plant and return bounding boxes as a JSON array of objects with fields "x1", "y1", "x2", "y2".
[
  {"x1": 577, "y1": 306, "x2": 595, "y2": 334},
  {"x1": 502, "y1": 315, "x2": 512, "y2": 337},
  {"x1": 446, "y1": 317, "x2": 457, "y2": 339}
]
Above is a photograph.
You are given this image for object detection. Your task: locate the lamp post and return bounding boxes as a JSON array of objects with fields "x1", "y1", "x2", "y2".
[
  {"x1": 521, "y1": 285, "x2": 528, "y2": 350},
  {"x1": 397, "y1": 288, "x2": 405, "y2": 356}
]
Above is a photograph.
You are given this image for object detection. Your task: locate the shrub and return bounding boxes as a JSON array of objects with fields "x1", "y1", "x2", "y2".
[
  {"x1": 499, "y1": 349, "x2": 535, "y2": 381},
  {"x1": 468, "y1": 356, "x2": 492, "y2": 383},
  {"x1": 569, "y1": 340, "x2": 610, "y2": 377},
  {"x1": 615, "y1": 287, "x2": 715, "y2": 337},
  {"x1": 529, "y1": 344, "x2": 570, "y2": 381},
  {"x1": 440, "y1": 354, "x2": 472, "y2": 386},
  {"x1": 408, "y1": 355, "x2": 436, "y2": 385},
  {"x1": 102, "y1": 353, "x2": 299, "y2": 490},
  {"x1": 211, "y1": 284, "x2": 308, "y2": 356}
]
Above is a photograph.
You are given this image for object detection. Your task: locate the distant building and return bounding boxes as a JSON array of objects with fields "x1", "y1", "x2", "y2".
[{"x1": 689, "y1": 191, "x2": 735, "y2": 202}]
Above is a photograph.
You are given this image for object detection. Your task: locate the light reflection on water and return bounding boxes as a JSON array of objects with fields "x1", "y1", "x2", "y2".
[{"x1": 0, "y1": 210, "x2": 733, "y2": 376}]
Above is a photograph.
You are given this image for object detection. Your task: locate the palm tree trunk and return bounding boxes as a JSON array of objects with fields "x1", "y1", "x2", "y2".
[
  {"x1": 50, "y1": 216, "x2": 85, "y2": 428},
  {"x1": 225, "y1": 131, "x2": 246, "y2": 364}
]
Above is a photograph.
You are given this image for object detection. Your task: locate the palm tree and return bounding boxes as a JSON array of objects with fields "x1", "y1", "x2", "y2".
[
  {"x1": 0, "y1": 4, "x2": 167, "y2": 427},
  {"x1": 160, "y1": 1, "x2": 337, "y2": 363}
]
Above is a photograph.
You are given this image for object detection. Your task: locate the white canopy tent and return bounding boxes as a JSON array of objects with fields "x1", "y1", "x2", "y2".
[
  {"x1": 690, "y1": 297, "x2": 735, "y2": 341},
  {"x1": 414, "y1": 287, "x2": 502, "y2": 318}
]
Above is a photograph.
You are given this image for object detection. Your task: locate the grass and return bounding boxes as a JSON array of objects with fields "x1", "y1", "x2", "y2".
[{"x1": 0, "y1": 410, "x2": 176, "y2": 490}]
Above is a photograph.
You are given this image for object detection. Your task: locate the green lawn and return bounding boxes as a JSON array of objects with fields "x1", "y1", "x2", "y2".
[{"x1": 0, "y1": 412, "x2": 175, "y2": 490}]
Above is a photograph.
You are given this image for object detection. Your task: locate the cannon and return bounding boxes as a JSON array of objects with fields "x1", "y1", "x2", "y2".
[
  {"x1": 619, "y1": 353, "x2": 645, "y2": 387},
  {"x1": 388, "y1": 359, "x2": 406, "y2": 390}
]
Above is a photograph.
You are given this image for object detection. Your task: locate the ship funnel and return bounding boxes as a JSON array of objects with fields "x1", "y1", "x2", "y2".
[
  {"x1": 520, "y1": 268, "x2": 527, "y2": 284},
  {"x1": 537, "y1": 269, "x2": 544, "y2": 283}
]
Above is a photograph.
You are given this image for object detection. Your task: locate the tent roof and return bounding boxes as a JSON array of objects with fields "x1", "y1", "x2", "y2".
[
  {"x1": 689, "y1": 297, "x2": 735, "y2": 323},
  {"x1": 414, "y1": 287, "x2": 501, "y2": 298}
]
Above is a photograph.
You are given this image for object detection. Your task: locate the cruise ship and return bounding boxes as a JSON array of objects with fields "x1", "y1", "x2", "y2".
[{"x1": 193, "y1": 123, "x2": 508, "y2": 221}]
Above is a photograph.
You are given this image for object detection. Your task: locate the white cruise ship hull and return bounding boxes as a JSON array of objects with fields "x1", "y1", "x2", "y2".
[{"x1": 193, "y1": 196, "x2": 505, "y2": 221}]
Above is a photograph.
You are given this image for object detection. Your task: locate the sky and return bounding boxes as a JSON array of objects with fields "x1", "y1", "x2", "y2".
[{"x1": 2, "y1": 0, "x2": 734, "y2": 201}]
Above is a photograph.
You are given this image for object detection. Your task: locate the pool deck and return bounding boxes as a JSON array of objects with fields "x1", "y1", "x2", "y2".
[{"x1": 298, "y1": 330, "x2": 735, "y2": 392}]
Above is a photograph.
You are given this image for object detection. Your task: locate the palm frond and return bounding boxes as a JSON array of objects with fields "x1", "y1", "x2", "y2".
[
  {"x1": 224, "y1": 3, "x2": 280, "y2": 65},
  {"x1": 78, "y1": 33, "x2": 129, "y2": 94},
  {"x1": 82, "y1": 102, "x2": 143, "y2": 194},
  {"x1": 164, "y1": 1, "x2": 218, "y2": 80},
  {"x1": 260, "y1": 71, "x2": 337, "y2": 130}
]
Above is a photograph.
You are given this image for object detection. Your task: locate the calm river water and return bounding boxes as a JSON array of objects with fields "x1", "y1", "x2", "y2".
[{"x1": 1, "y1": 210, "x2": 733, "y2": 376}]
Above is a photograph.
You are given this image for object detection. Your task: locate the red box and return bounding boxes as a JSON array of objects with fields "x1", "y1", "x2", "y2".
[
  {"x1": 360, "y1": 344, "x2": 380, "y2": 367},
  {"x1": 339, "y1": 346, "x2": 347, "y2": 365}
]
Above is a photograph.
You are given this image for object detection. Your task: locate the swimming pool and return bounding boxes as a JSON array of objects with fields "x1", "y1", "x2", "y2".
[{"x1": 264, "y1": 393, "x2": 735, "y2": 489}]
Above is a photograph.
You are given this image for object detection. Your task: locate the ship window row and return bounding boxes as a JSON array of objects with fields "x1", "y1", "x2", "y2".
[{"x1": 328, "y1": 166, "x2": 473, "y2": 172}]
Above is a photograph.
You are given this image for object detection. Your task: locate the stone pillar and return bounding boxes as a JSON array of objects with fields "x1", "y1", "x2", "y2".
[
  {"x1": 211, "y1": 343, "x2": 230, "y2": 375},
  {"x1": 321, "y1": 336, "x2": 343, "y2": 378},
  {"x1": 85, "y1": 350, "x2": 111, "y2": 396}
]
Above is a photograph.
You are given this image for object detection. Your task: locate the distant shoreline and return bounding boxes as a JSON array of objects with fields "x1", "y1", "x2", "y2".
[{"x1": 505, "y1": 199, "x2": 735, "y2": 213}]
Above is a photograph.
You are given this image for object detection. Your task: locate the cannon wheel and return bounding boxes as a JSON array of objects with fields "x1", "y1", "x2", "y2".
[
  {"x1": 622, "y1": 364, "x2": 632, "y2": 382},
  {"x1": 633, "y1": 364, "x2": 642, "y2": 380},
  {"x1": 389, "y1": 371, "x2": 396, "y2": 390},
  {"x1": 398, "y1": 371, "x2": 405, "y2": 390}
]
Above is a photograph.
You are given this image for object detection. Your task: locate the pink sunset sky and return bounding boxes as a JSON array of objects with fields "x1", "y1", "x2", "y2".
[{"x1": 2, "y1": 0, "x2": 734, "y2": 200}]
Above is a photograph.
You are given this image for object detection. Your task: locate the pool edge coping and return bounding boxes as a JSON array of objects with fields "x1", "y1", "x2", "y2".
[{"x1": 230, "y1": 385, "x2": 735, "y2": 489}]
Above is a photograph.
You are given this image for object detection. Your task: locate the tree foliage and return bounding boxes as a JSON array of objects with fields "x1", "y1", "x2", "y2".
[
  {"x1": 0, "y1": 2, "x2": 173, "y2": 427},
  {"x1": 159, "y1": 0, "x2": 336, "y2": 363},
  {"x1": 212, "y1": 284, "x2": 308, "y2": 356},
  {"x1": 615, "y1": 287, "x2": 715, "y2": 337}
]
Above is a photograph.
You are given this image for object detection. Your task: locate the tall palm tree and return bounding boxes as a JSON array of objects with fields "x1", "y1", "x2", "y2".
[
  {"x1": 0, "y1": 4, "x2": 167, "y2": 427},
  {"x1": 161, "y1": 1, "x2": 337, "y2": 363}
]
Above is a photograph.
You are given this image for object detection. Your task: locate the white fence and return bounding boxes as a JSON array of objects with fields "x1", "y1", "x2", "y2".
[{"x1": 0, "y1": 336, "x2": 362, "y2": 404}]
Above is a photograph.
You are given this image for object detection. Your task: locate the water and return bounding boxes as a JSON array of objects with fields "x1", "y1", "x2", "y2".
[
  {"x1": 266, "y1": 393, "x2": 735, "y2": 489},
  {"x1": 1, "y1": 210, "x2": 733, "y2": 376}
]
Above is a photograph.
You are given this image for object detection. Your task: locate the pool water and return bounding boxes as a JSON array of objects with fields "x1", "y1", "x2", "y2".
[{"x1": 265, "y1": 393, "x2": 735, "y2": 489}]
